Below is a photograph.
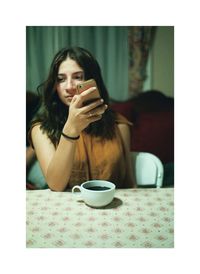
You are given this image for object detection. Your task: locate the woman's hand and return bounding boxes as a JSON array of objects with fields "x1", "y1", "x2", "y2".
[{"x1": 63, "y1": 87, "x2": 107, "y2": 137}]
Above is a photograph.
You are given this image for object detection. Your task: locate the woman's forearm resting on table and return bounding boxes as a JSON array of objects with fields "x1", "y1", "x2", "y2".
[
  {"x1": 31, "y1": 125, "x2": 77, "y2": 191},
  {"x1": 46, "y1": 137, "x2": 77, "y2": 191}
]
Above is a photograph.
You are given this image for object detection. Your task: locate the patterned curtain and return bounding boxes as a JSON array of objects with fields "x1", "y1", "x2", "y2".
[{"x1": 128, "y1": 26, "x2": 154, "y2": 96}]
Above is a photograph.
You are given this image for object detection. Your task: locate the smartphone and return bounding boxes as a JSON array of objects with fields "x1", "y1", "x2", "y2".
[{"x1": 76, "y1": 79, "x2": 101, "y2": 105}]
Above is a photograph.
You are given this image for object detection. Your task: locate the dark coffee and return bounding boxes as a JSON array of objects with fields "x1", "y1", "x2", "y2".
[{"x1": 85, "y1": 186, "x2": 110, "y2": 191}]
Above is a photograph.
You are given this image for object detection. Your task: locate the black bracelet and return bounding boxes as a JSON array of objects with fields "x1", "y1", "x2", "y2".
[{"x1": 61, "y1": 132, "x2": 80, "y2": 140}]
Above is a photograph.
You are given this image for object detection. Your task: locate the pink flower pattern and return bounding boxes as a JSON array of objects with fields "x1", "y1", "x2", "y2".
[
  {"x1": 113, "y1": 216, "x2": 121, "y2": 222},
  {"x1": 63, "y1": 216, "x2": 69, "y2": 221},
  {"x1": 100, "y1": 234, "x2": 109, "y2": 240},
  {"x1": 143, "y1": 241, "x2": 153, "y2": 248},
  {"x1": 88, "y1": 216, "x2": 96, "y2": 222},
  {"x1": 71, "y1": 233, "x2": 81, "y2": 239},
  {"x1": 101, "y1": 212, "x2": 108, "y2": 216},
  {"x1": 114, "y1": 241, "x2": 123, "y2": 248},
  {"x1": 142, "y1": 228, "x2": 150, "y2": 234},
  {"x1": 138, "y1": 217, "x2": 146, "y2": 222},
  {"x1": 58, "y1": 227, "x2": 67, "y2": 233},
  {"x1": 129, "y1": 234, "x2": 137, "y2": 240},
  {"x1": 54, "y1": 240, "x2": 65, "y2": 247},
  {"x1": 114, "y1": 228, "x2": 122, "y2": 234},
  {"x1": 85, "y1": 240, "x2": 95, "y2": 247},
  {"x1": 26, "y1": 188, "x2": 174, "y2": 248},
  {"x1": 127, "y1": 222, "x2": 135, "y2": 227},
  {"x1": 153, "y1": 223, "x2": 161, "y2": 228},
  {"x1": 32, "y1": 227, "x2": 40, "y2": 232},
  {"x1": 149, "y1": 212, "x2": 157, "y2": 217},
  {"x1": 157, "y1": 235, "x2": 166, "y2": 241},
  {"x1": 125, "y1": 211, "x2": 133, "y2": 217},
  {"x1": 43, "y1": 233, "x2": 52, "y2": 239},
  {"x1": 86, "y1": 228, "x2": 95, "y2": 233},
  {"x1": 48, "y1": 222, "x2": 56, "y2": 227},
  {"x1": 101, "y1": 222, "x2": 109, "y2": 227}
]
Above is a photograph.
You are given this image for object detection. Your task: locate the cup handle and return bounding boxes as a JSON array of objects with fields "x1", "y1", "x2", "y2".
[{"x1": 72, "y1": 185, "x2": 83, "y2": 201}]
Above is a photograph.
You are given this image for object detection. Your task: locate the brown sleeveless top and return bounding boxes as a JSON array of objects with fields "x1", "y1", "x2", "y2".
[
  {"x1": 68, "y1": 113, "x2": 132, "y2": 188},
  {"x1": 29, "y1": 113, "x2": 132, "y2": 189}
]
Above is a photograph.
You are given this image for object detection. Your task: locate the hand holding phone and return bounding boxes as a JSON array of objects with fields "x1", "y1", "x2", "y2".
[
  {"x1": 65, "y1": 78, "x2": 106, "y2": 135},
  {"x1": 76, "y1": 79, "x2": 101, "y2": 106}
]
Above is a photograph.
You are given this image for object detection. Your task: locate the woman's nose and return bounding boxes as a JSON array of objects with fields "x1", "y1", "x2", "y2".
[{"x1": 65, "y1": 80, "x2": 73, "y2": 90}]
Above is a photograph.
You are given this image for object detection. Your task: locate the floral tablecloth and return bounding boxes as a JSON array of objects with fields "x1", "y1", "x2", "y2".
[{"x1": 26, "y1": 188, "x2": 174, "y2": 248}]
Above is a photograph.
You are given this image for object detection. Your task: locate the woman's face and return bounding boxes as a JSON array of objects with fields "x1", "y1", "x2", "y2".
[{"x1": 56, "y1": 57, "x2": 84, "y2": 106}]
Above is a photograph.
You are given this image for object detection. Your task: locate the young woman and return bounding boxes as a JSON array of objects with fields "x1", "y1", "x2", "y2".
[{"x1": 29, "y1": 46, "x2": 135, "y2": 191}]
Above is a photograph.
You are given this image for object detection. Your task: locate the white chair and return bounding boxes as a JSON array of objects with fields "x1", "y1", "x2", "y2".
[{"x1": 131, "y1": 152, "x2": 164, "y2": 188}]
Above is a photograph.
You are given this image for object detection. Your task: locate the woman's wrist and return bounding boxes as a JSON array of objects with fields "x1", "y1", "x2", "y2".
[
  {"x1": 61, "y1": 132, "x2": 80, "y2": 140},
  {"x1": 63, "y1": 123, "x2": 80, "y2": 138}
]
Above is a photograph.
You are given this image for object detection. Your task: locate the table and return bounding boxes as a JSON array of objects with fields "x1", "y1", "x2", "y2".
[{"x1": 26, "y1": 188, "x2": 174, "y2": 248}]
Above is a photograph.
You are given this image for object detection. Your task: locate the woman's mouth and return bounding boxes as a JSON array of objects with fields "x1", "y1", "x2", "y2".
[{"x1": 65, "y1": 95, "x2": 73, "y2": 99}]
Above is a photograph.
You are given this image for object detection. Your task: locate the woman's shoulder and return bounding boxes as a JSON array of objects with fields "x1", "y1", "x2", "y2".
[
  {"x1": 28, "y1": 122, "x2": 43, "y2": 148},
  {"x1": 115, "y1": 112, "x2": 133, "y2": 126}
]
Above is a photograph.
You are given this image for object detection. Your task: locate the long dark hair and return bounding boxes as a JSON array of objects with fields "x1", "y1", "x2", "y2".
[
  {"x1": 34, "y1": 46, "x2": 116, "y2": 146},
  {"x1": 26, "y1": 91, "x2": 40, "y2": 146}
]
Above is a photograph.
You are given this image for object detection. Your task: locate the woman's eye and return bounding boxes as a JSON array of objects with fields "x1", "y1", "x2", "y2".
[
  {"x1": 57, "y1": 77, "x2": 65, "y2": 83},
  {"x1": 74, "y1": 74, "x2": 84, "y2": 80},
  {"x1": 75, "y1": 76, "x2": 81, "y2": 80}
]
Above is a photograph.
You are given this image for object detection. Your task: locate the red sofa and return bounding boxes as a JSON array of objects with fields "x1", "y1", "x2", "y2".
[{"x1": 111, "y1": 90, "x2": 174, "y2": 186}]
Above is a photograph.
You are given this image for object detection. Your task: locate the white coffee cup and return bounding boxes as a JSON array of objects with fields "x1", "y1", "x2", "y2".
[{"x1": 72, "y1": 180, "x2": 116, "y2": 208}]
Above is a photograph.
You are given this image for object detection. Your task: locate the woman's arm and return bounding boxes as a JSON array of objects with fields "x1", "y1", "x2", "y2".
[
  {"x1": 118, "y1": 124, "x2": 136, "y2": 188},
  {"x1": 31, "y1": 125, "x2": 77, "y2": 191},
  {"x1": 31, "y1": 89, "x2": 107, "y2": 191}
]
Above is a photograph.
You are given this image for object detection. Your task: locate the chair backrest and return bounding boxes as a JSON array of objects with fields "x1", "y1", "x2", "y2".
[{"x1": 131, "y1": 152, "x2": 164, "y2": 188}]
